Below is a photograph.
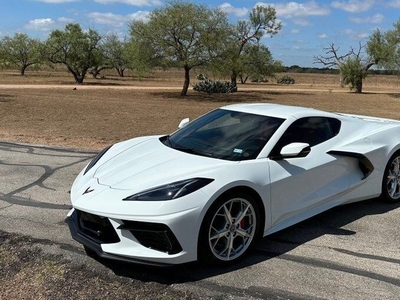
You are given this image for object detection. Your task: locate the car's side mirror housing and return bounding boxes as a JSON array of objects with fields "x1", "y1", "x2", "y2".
[
  {"x1": 270, "y1": 142, "x2": 311, "y2": 160},
  {"x1": 280, "y1": 142, "x2": 311, "y2": 158},
  {"x1": 178, "y1": 118, "x2": 190, "y2": 129}
]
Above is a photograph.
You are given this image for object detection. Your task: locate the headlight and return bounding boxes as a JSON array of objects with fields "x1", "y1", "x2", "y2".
[
  {"x1": 123, "y1": 178, "x2": 214, "y2": 201},
  {"x1": 83, "y1": 145, "x2": 112, "y2": 175}
]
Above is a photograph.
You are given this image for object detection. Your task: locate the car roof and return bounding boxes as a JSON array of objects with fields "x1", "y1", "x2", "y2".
[{"x1": 221, "y1": 103, "x2": 336, "y2": 120}]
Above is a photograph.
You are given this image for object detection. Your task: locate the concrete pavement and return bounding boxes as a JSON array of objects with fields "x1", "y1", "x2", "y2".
[{"x1": 1, "y1": 140, "x2": 400, "y2": 300}]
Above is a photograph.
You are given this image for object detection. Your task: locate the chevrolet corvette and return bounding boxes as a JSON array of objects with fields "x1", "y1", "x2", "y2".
[{"x1": 66, "y1": 103, "x2": 400, "y2": 266}]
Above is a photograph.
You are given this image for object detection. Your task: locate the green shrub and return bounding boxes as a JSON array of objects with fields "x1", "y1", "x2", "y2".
[
  {"x1": 277, "y1": 75, "x2": 295, "y2": 84},
  {"x1": 251, "y1": 76, "x2": 269, "y2": 83},
  {"x1": 193, "y1": 75, "x2": 237, "y2": 94}
]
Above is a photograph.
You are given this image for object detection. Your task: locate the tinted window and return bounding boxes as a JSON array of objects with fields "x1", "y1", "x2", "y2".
[
  {"x1": 271, "y1": 117, "x2": 341, "y2": 155},
  {"x1": 164, "y1": 109, "x2": 285, "y2": 161}
]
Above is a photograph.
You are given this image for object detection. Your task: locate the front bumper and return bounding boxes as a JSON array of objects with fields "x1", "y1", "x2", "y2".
[{"x1": 65, "y1": 208, "x2": 195, "y2": 266}]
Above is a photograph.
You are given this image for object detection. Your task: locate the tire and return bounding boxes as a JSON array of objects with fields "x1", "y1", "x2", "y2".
[
  {"x1": 381, "y1": 151, "x2": 400, "y2": 203},
  {"x1": 198, "y1": 191, "x2": 260, "y2": 264}
]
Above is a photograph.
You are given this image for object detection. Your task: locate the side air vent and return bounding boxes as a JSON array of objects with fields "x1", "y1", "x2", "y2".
[{"x1": 328, "y1": 150, "x2": 374, "y2": 180}]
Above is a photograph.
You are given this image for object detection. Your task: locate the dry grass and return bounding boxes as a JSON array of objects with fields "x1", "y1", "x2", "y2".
[{"x1": 1, "y1": 69, "x2": 400, "y2": 150}]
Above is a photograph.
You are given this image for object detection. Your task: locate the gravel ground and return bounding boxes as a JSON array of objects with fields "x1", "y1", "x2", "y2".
[{"x1": 0, "y1": 230, "x2": 198, "y2": 300}]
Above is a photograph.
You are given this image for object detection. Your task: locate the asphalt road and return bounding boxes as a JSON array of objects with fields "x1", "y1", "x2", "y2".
[{"x1": 1, "y1": 141, "x2": 400, "y2": 300}]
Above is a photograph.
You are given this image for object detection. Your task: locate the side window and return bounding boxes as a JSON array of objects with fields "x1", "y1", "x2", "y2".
[{"x1": 271, "y1": 117, "x2": 341, "y2": 155}]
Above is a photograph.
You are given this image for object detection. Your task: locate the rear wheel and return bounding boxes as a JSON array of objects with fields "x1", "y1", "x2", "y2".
[
  {"x1": 381, "y1": 152, "x2": 400, "y2": 203},
  {"x1": 198, "y1": 192, "x2": 260, "y2": 264}
]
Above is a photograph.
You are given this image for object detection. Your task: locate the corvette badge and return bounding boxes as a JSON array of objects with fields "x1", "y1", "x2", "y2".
[{"x1": 82, "y1": 187, "x2": 94, "y2": 195}]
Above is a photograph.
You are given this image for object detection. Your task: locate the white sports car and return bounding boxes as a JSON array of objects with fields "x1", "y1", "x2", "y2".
[{"x1": 66, "y1": 103, "x2": 400, "y2": 266}]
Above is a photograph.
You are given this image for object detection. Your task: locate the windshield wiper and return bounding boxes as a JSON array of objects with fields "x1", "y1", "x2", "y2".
[
  {"x1": 161, "y1": 136, "x2": 213, "y2": 157},
  {"x1": 174, "y1": 146, "x2": 214, "y2": 158}
]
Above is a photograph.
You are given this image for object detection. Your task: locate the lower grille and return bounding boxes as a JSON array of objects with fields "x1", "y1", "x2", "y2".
[
  {"x1": 77, "y1": 210, "x2": 120, "y2": 244},
  {"x1": 118, "y1": 221, "x2": 183, "y2": 255}
]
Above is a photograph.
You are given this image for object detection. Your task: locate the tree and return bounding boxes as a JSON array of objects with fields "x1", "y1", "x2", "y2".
[
  {"x1": 368, "y1": 21, "x2": 400, "y2": 71},
  {"x1": 224, "y1": 6, "x2": 282, "y2": 87},
  {"x1": 130, "y1": 1, "x2": 231, "y2": 96},
  {"x1": 99, "y1": 33, "x2": 130, "y2": 77},
  {"x1": 124, "y1": 39, "x2": 159, "y2": 79},
  {"x1": 314, "y1": 43, "x2": 352, "y2": 87},
  {"x1": 314, "y1": 42, "x2": 378, "y2": 93},
  {"x1": 0, "y1": 33, "x2": 44, "y2": 75},
  {"x1": 89, "y1": 46, "x2": 111, "y2": 79},
  {"x1": 339, "y1": 56, "x2": 369, "y2": 93},
  {"x1": 45, "y1": 23, "x2": 102, "y2": 84},
  {"x1": 238, "y1": 44, "x2": 284, "y2": 84}
]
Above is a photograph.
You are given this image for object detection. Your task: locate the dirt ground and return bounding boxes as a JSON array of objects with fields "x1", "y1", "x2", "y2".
[
  {"x1": 1, "y1": 69, "x2": 400, "y2": 151},
  {"x1": 0, "y1": 230, "x2": 195, "y2": 300},
  {"x1": 1, "y1": 69, "x2": 400, "y2": 299}
]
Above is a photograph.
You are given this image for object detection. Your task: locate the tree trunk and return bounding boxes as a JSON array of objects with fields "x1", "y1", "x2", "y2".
[
  {"x1": 340, "y1": 75, "x2": 346, "y2": 88},
  {"x1": 181, "y1": 65, "x2": 190, "y2": 96},
  {"x1": 239, "y1": 74, "x2": 245, "y2": 84},
  {"x1": 72, "y1": 72, "x2": 84, "y2": 84},
  {"x1": 231, "y1": 71, "x2": 238, "y2": 87},
  {"x1": 67, "y1": 65, "x2": 85, "y2": 84},
  {"x1": 91, "y1": 69, "x2": 100, "y2": 79},
  {"x1": 355, "y1": 80, "x2": 362, "y2": 93},
  {"x1": 116, "y1": 67, "x2": 125, "y2": 77},
  {"x1": 20, "y1": 65, "x2": 27, "y2": 76}
]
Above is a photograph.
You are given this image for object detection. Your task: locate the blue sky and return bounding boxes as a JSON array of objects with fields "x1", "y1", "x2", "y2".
[{"x1": 1, "y1": 0, "x2": 400, "y2": 67}]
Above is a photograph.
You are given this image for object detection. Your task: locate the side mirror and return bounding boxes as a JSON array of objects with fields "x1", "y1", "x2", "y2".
[
  {"x1": 280, "y1": 142, "x2": 311, "y2": 159},
  {"x1": 178, "y1": 118, "x2": 190, "y2": 129}
]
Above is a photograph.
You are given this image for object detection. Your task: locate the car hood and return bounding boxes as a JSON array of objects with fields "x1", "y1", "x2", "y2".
[{"x1": 93, "y1": 136, "x2": 233, "y2": 191}]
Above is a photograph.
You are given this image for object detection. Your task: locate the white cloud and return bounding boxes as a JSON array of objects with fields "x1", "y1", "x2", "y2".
[
  {"x1": 34, "y1": 0, "x2": 79, "y2": 3},
  {"x1": 389, "y1": 1, "x2": 400, "y2": 9},
  {"x1": 25, "y1": 18, "x2": 55, "y2": 31},
  {"x1": 88, "y1": 12, "x2": 126, "y2": 27},
  {"x1": 255, "y1": 1, "x2": 330, "y2": 18},
  {"x1": 58, "y1": 17, "x2": 75, "y2": 23},
  {"x1": 343, "y1": 28, "x2": 369, "y2": 40},
  {"x1": 349, "y1": 13, "x2": 384, "y2": 24},
  {"x1": 93, "y1": 0, "x2": 162, "y2": 6},
  {"x1": 292, "y1": 45, "x2": 300, "y2": 50},
  {"x1": 127, "y1": 11, "x2": 150, "y2": 22},
  {"x1": 292, "y1": 19, "x2": 312, "y2": 26},
  {"x1": 24, "y1": 16, "x2": 76, "y2": 31},
  {"x1": 318, "y1": 33, "x2": 328, "y2": 38},
  {"x1": 219, "y1": 3, "x2": 249, "y2": 18},
  {"x1": 331, "y1": 0, "x2": 375, "y2": 13},
  {"x1": 88, "y1": 11, "x2": 149, "y2": 27},
  {"x1": 291, "y1": 29, "x2": 300, "y2": 33}
]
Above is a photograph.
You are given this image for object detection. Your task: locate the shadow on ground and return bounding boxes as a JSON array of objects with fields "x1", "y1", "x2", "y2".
[
  {"x1": 150, "y1": 90, "x2": 316, "y2": 103},
  {"x1": 90, "y1": 198, "x2": 400, "y2": 284},
  {"x1": 0, "y1": 94, "x2": 15, "y2": 102}
]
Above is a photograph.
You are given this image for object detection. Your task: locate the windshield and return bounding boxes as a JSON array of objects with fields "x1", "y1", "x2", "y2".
[{"x1": 163, "y1": 109, "x2": 285, "y2": 161}]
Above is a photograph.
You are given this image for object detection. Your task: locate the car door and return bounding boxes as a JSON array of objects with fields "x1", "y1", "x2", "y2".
[{"x1": 268, "y1": 117, "x2": 350, "y2": 228}]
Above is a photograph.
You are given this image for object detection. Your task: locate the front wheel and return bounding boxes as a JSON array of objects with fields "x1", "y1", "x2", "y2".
[
  {"x1": 381, "y1": 152, "x2": 400, "y2": 203},
  {"x1": 198, "y1": 192, "x2": 260, "y2": 264}
]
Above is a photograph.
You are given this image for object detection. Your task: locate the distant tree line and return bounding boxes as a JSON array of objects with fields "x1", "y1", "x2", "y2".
[
  {"x1": 284, "y1": 65, "x2": 339, "y2": 74},
  {"x1": 1, "y1": 1, "x2": 400, "y2": 95},
  {"x1": 284, "y1": 65, "x2": 398, "y2": 75},
  {"x1": 0, "y1": 1, "x2": 284, "y2": 96}
]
